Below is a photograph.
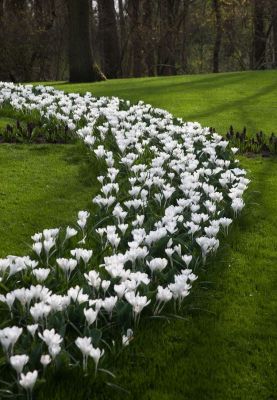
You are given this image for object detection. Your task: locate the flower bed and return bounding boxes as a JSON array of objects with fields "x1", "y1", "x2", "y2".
[{"x1": 0, "y1": 82, "x2": 249, "y2": 397}]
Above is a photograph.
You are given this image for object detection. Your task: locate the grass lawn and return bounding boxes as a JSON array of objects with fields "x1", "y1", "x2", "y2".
[
  {"x1": 1, "y1": 71, "x2": 277, "y2": 399},
  {"x1": 0, "y1": 143, "x2": 98, "y2": 257},
  {"x1": 41, "y1": 70, "x2": 277, "y2": 135}
]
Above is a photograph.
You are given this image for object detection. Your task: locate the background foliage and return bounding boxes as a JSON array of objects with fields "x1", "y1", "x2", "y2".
[{"x1": 0, "y1": 0, "x2": 277, "y2": 82}]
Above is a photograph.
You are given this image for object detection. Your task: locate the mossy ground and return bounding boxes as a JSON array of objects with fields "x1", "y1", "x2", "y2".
[{"x1": 0, "y1": 71, "x2": 277, "y2": 399}]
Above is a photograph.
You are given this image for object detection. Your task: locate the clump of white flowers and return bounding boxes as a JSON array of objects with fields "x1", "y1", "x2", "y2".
[{"x1": 0, "y1": 82, "x2": 249, "y2": 395}]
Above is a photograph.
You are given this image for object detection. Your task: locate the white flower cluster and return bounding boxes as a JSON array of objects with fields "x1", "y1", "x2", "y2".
[{"x1": 0, "y1": 82, "x2": 249, "y2": 394}]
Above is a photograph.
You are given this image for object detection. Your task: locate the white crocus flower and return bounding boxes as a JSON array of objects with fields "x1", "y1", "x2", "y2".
[
  {"x1": 84, "y1": 308, "x2": 98, "y2": 326},
  {"x1": 125, "y1": 292, "x2": 151, "y2": 324},
  {"x1": 10, "y1": 354, "x2": 29, "y2": 375},
  {"x1": 32, "y1": 242, "x2": 42, "y2": 256},
  {"x1": 146, "y1": 258, "x2": 168, "y2": 274},
  {"x1": 0, "y1": 326, "x2": 23, "y2": 354},
  {"x1": 75, "y1": 337, "x2": 93, "y2": 371},
  {"x1": 19, "y1": 370, "x2": 38, "y2": 392},
  {"x1": 65, "y1": 226, "x2": 78, "y2": 240},
  {"x1": 27, "y1": 324, "x2": 38, "y2": 338},
  {"x1": 40, "y1": 354, "x2": 51, "y2": 368},
  {"x1": 38, "y1": 329, "x2": 63, "y2": 358},
  {"x1": 122, "y1": 329, "x2": 134, "y2": 347},
  {"x1": 56, "y1": 258, "x2": 77, "y2": 280},
  {"x1": 32, "y1": 268, "x2": 50, "y2": 282},
  {"x1": 102, "y1": 296, "x2": 118, "y2": 317},
  {"x1": 181, "y1": 255, "x2": 193, "y2": 267},
  {"x1": 90, "y1": 347, "x2": 105, "y2": 375}
]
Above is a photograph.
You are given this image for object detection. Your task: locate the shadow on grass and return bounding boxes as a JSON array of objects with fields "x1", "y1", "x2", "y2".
[{"x1": 183, "y1": 80, "x2": 277, "y2": 120}]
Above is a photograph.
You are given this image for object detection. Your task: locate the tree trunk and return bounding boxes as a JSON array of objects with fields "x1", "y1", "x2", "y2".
[
  {"x1": 118, "y1": 0, "x2": 128, "y2": 76},
  {"x1": 272, "y1": 0, "x2": 277, "y2": 68},
  {"x1": 157, "y1": 0, "x2": 180, "y2": 76},
  {"x1": 0, "y1": 0, "x2": 3, "y2": 19},
  {"x1": 181, "y1": 0, "x2": 190, "y2": 74},
  {"x1": 128, "y1": 0, "x2": 144, "y2": 77},
  {"x1": 118, "y1": 0, "x2": 126, "y2": 46},
  {"x1": 68, "y1": 0, "x2": 105, "y2": 82},
  {"x1": 97, "y1": 0, "x2": 121, "y2": 78},
  {"x1": 142, "y1": 0, "x2": 156, "y2": 76},
  {"x1": 212, "y1": 0, "x2": 222, "y2": 73},
  {"x1": 253, "y1": 0, "x2": 267, "y2": 69}
]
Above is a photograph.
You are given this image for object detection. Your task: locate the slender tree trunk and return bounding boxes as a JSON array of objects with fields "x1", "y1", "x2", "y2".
[
  {"x1": 118, "y1": 0, "x2": 128, "y2": 76},
  {"x1": 118, "y1": 0, "x2": 125, "y2": 38},
  {"x1": 0, "y1": 0, "x2": 3, "y2": 19},
  {"x1": 157, "y1": 0, "x2": 180, "y2": 76},
  {"x1": 181, "y1": 0, "x2": 189, "y2": 73},
  {"x1": 142, "y1": 0, "x2": 156, "y2": 76},
  {"x1": 68, "y1": 0, "x2": 105, "y2": 82},
  {"x1": 212, "y1": 0, "x2": 222, "y2": 73},
  {"x1": 272, "y1": 0, "x2": 277, "y2": 68},
  {"x1": 118, "y1": 0, "x2": 126, "y2": 45},
  {"x1": 129, "y1": 0, "x2": 144, "y2": 77},
  {"x1": 97, "y1": 0, "x2": 121, "y2": 78},
  {"x1": 33, "y1": 0, "x2": 56, "y2": 80},
  {"x1": 253, "y1": 0, "x2": 267, "y2": 69}
]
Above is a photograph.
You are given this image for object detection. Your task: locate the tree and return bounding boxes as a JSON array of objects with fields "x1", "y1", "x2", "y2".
[
  {"x1": 97, "y1": 0, "x2": 121, "y2": 78},
  {"x1": 180, "y1": 0, "x2": 190, "y2": 74},
  {"x1": 68, "y1": 0, "x2": 105, "y2": 82},
  {"x1": 212, "y1": 0, "x2": 222, "y2": 73},
  {"x1": 128, "y1": 0, "x2": 145, "y2": 77},
  {"x1": 157, "y1": 0, "x2": 182, "y2": 76},
  {"x1": 141, "y1": 0, "x2": 156, "y2": 76},
  {"x1": 272, "y1": 0, "x2": 277, "y2": 68},
  {"x1": 252, "y1": 0, "x2": 267, "y2": 69}
]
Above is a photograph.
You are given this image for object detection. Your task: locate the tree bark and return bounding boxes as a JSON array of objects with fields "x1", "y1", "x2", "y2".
[
  {"x1": 212, "y1": 0, "x2": 222, "y2": 73},
  {"x1": 128, "y1": 0, "x2": 144, "y2": 77},
  {"x1": 142, "y1": 0, "x2": 156, "y2": 76},
  {"x1": 68, "y1": 0, "x2": 105, "y2": 82},
  {"x1": 272, "y1": 0, "x2": 277, "y2": 68},
  {"x1": 181, "y1": 0, "x2": 190, "y2": 74},
  {"x1": 97, "y1": 0, "x2": 121, "y2": 78},
  {"x1": 0, "y1": 0, "x2": 3, "y2": 19},
  {"x1": 252, "y1": 0, "x2": 267, "y2": 69},
  {"x1": 118, "y1": 0, "x2": 126, "y2": 46},
  {"x1": 157, "y1": 0, "x2": 181, "y2": 76}
]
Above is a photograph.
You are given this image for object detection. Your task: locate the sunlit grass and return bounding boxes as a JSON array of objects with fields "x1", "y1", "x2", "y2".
[{"x1": 39, "y1": 70, "x2": 277, "y2": 135}]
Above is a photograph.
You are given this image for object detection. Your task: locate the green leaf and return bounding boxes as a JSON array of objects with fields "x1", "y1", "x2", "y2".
[{"x1": 90, "y1": 328, "x2": 102, "y2": 346}]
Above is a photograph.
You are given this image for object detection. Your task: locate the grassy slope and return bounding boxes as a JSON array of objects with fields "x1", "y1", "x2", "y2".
[
  {"x1": 0, "y1": 143, "x2": 98, "y2": 257},
  {"x1": 44, "y1": 70, "x2": 277, "y2": 135},
  {"x1": 0, "y1": 71, "x2": 277, "y2": 399}
]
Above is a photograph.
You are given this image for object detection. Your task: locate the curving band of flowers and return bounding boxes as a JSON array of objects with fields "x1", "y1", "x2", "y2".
[{"x1": 0, "y1": 82, "x2": 249, "y2": 397}]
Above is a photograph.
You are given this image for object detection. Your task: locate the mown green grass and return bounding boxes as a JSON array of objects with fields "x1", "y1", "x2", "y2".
[
  {"x1": 41, "y1": 70, "x2": 277, "y2": 135},
  {"x1": 0, "y1": 71, "x2": 277, "y2": 399},
  {"x1": 0, "y1": 143, "x2": 98, "y2": 257}
]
